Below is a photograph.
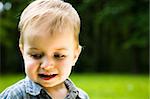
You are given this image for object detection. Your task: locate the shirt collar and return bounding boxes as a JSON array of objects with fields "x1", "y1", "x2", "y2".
[
  {"x1": 25, "y1": 76, "x2": 42, "y2": 96},
  {"x1": 64, "y1": 78, "x2": 80, "y2": 98},
  {"x1": 64, "y1": 78, "x2": 78, "y2": 93},
  {"x1": 65, "y1": 79, "x2": 88, "y2": 98},
  {"x1": 24, "y1": 77, "x2": 81, "y2": 98}
]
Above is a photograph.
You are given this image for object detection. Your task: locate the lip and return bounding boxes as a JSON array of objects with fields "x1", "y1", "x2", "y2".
[{"x1": 38, "y1": 74, "x2": 57, "y2": 80}]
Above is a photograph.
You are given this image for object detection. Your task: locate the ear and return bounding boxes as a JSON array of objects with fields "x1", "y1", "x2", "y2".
[
  {"x1": 72, "y1": 45, "x2": 82, "y2": 66},
  {"x1": 19, "y1": 44, "x2": 24, "y2": 55}
]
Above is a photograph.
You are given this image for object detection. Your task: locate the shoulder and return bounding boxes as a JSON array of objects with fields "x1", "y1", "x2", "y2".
[
  {"x1": 0, "y1": 79, "x2": 26, "y2": 99},
  {"x1": 77, "y1": 88, "x2": 89, "y2": 99}
]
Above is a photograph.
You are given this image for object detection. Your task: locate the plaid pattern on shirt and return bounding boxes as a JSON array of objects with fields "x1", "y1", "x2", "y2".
[{"x1": 0, "y1": 76, "x2": 89, "y2": 99}]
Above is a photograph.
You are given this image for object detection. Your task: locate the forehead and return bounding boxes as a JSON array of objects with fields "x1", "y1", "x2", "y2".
[{"x1": 23, "y1": 24, "x2": 75, "y2": 49}]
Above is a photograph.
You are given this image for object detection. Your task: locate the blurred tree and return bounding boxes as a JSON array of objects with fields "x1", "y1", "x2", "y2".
[
  {"x1": 0, "y1": 0, "x2": 32, "y2": 73},
  {"x1": 70, "y1": 0, "x2": 149, "y2": 73}
]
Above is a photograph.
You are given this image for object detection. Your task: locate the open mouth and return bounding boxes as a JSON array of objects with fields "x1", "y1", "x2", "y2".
[{"x1": 38, "y1": 74, "x2": 57, "y2": 80}]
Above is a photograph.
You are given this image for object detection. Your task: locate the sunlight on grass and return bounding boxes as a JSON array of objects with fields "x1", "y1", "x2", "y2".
[
  {"x1": 0, "y1": 73, "x2": 148, "y2": 99},
  {"x1": 70, "y1": 74, "x2": 148, "y2": 99}
]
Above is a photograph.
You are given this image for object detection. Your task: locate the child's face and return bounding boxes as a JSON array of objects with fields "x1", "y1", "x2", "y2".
[{"x1": 20, "y1": 26, "x2": 80, "y2": 88}]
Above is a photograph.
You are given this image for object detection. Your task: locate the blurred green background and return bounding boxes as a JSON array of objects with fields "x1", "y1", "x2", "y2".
[
  {"x1": 0, "y1": 0, "x2": 149, "y2": 98},
  {"x1": 0, "y1": 0, "x2": 149, "y2": 74}
]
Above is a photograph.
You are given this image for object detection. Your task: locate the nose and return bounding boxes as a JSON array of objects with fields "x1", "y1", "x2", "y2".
[{"x1": 40, "y1": 57, "x2": 54, "y2": 70}]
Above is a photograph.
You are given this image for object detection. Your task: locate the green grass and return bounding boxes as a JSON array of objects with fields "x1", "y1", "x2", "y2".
[{"x1": 0, "y1": 73, "x2": 149, "y2": 99}]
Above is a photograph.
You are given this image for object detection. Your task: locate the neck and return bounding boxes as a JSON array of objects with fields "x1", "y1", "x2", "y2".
[{"x1": 45, "y1": 82, "x2": 68, "y2": 99}]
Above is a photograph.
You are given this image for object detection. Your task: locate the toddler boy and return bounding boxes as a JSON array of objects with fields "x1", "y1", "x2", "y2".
[{"x1": 0, "y1": 0, "x2": 89, "y2": 98}]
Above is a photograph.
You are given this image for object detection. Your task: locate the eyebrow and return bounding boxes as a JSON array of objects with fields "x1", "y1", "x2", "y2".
[
  {"x1": 29, "y1": 48, "x2": 38, "y2": 50},
  {"x1": 29, "y1": 47, "x2": 68, "y2": 51},
  {"x1": 55, "y1": 48, "x2": 69, "y2": 51}
]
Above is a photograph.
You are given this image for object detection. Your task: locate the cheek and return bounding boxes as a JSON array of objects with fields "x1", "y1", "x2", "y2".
[
  {"x1": 24, "y1": 60, "x2": 39, "y2": 73},
  {"x1": 57, "y1": 60, "x2": 73, "y2": 70},
  {"x1": 60, "y1": 59, "x2": 72, "y2": 66}
]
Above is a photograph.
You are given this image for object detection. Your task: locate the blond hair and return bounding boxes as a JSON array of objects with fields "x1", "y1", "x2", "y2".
[{"x1": 18, "y1": 0, "x2": 80, "y2": 48}]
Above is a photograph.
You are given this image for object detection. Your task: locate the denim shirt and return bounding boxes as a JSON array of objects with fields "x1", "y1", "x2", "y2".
[{"x1": 0, "y1": 77, "x2": 89, "y2": 99}]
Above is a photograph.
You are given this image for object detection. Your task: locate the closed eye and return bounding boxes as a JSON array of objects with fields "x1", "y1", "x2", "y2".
[
  {"x1": 54, "y1": 54, "x2": 66, "y2": 60},
  {"x1": 30, "y1": 54, "x2": 43, "y2": 59}
]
